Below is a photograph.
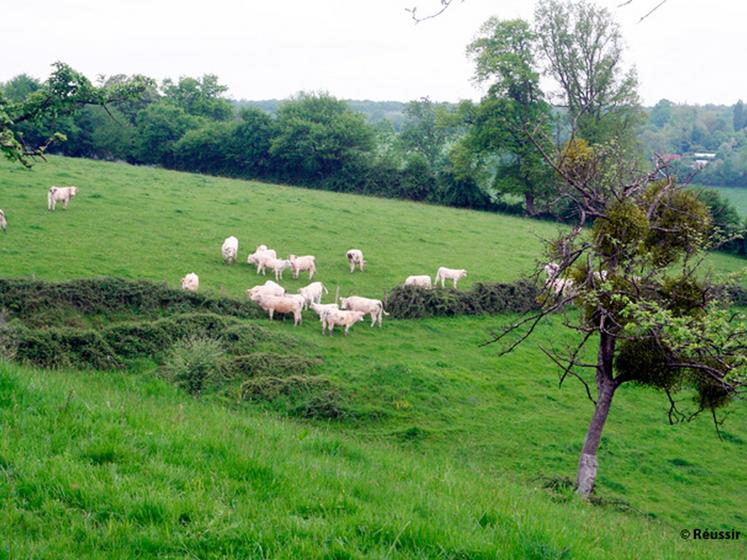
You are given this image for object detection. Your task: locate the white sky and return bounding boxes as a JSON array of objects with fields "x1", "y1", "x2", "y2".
[{"x1": 1, "y1": 0, "x2": 744, "y2": 106}]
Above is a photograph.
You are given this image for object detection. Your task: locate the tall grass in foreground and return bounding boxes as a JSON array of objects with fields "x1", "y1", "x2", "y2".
[{"x1": 1, "y1": 361, "x2": 741, "y2": 559}]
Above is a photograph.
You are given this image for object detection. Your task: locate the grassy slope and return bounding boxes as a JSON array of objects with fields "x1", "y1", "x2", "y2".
[
  {"x1": 1, "y1": 157, "x2": 746, "y2": 556},
  {"x1": 0, "y1": 360, "x2": 737, "y2": 560}
]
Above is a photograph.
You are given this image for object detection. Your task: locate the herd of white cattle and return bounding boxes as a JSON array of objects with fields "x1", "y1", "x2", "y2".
[
  {"x1": 0, "y1": 186, "x2": 573, "y2": 333},
  {"x1": 180, "y1": 237, "x2": 474, "y2": 336}
]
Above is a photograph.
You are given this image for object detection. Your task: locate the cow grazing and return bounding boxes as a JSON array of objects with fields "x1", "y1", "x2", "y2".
[
  {"x1": 309, "y1": 302, "x2": 339, "y2": 322},
  {"x1": 264, "y1": 257, "x2": 292, "y2": 281},
  {"x1": 181, "y1": 272, "x2": 199, "y2": 292},
  {"x1": 299, "y1": 281, "x2": 328, "y2": 308},
  {"x1": 404, "y1": 275, "x2": 431, "y2": 289},
  {"x1": 0, "y1": 209, "x2": 6, "y2": 232},
  {"x1": 434, "y1": 267, "x2": 467, "y2": 289},
  {"x1": 254, "y1": 294, "x2": 303, "y2": 326},
  {"x1": 288, "y1": 254, "x2": 316, "y2": 280},
  {"x1": 247, "y1": 248, "x2": 277, "y2": 275},
  {"x1": 321, "y1": 309, "x2": 366, "y2": 336},
  {"x1": 48, "y1": 186, "x2": 79, "y2": 211},
  {"x1": 221, "y1": 236, "x2": 239, "y2": 264},
  {"x1": 247, "y1": 280, "x2": 285, "y2": 301},
  {"x1": 339, "y1": 296, "x2": 389, "y2": 327},
  {"x1": 346, "y1": 249, "x2": 365, "y2": 272}
]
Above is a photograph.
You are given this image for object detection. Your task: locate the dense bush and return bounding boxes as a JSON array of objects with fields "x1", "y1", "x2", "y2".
[
  {"x1": 0, "y1": 277, "x2": 264, "y2": 323},
  {"x1": 385, "y1": 280, "x2": 540, "y2": 319},
  {"x1": 161, "y1": 336, "x2": 228, "y2": 395},
  {"x1": 230, "y1": 352, "x2": 321, "y2": 378},
  {"x1": 12, "y1": 326, "x2": 121, "y2": 370}
]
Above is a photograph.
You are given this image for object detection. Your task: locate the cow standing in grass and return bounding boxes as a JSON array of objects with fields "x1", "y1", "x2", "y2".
[{"x1": 48, "y1": 186, "x2": 79, "y2": 211}]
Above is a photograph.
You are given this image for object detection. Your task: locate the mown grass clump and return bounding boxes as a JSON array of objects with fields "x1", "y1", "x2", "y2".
[{"x1": 386, "y1": 280, "x2": 539, "y2": 319}]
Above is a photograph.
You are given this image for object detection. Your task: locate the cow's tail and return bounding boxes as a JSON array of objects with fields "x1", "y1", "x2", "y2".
[{"x1": 322, "y1": 283, "x2": 329, "y2": 295}]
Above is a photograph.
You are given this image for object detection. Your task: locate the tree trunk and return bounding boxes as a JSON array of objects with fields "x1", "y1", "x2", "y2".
[
  {"x1": 525, "y1": 191, "x2": 536, "y2": 216},
  {"x1": 576, "y1": 331, "x2": 617, "y2": 498}
]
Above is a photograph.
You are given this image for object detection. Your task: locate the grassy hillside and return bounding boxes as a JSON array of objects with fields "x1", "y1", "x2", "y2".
[
  {"x1": 1, "y1": 157, "x2": 744, "y2": 299},
  {"x1": 1, "y1": 157, "x2": 746, "y2": 557},
  {"x1": 1, "y1": 360, "x2": 740, "y2": 559}
]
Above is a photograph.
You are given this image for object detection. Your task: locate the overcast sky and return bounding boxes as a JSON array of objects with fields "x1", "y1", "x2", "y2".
[{"x1": 2, "y1": 0, "x2": 744, "y2": 106}]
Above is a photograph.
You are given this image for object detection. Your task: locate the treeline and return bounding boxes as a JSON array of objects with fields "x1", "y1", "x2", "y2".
[{"x1": 2, "y1": 69, "x2": 745, "y2": 257}]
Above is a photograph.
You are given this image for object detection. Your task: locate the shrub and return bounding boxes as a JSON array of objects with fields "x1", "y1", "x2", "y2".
[
  {"x1": 385, "y1": 280, "x2": 540, "y2": 319},
  {"x1": 230, "y1": 352, "x2": 321, "y2": 378},
  {"x1": 0, "y1": 277, "x2": 264, "y2": 324},
  {"x1": 240, "y1": 375, "x2": 331, "y2": 402},
  {"x1": 161, "y1": 336, "x2": 228, "y2": 395},
  {"x1": 13, "y1": 326, "x2": 121, "y2": 370}
]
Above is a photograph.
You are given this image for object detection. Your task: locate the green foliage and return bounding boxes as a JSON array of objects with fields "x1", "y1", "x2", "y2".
[
  {"x1": 534, "y1": 0, "x2": 642, "y2": 149},
  {"x1": 12, "y1": 326, "x2": 121, "y2": 370},
  {"x1": 161, "y1": 336, "x2": 228, "y2": 395},
  {"x1": 270, "y1": 92, "x2": 375, "y2": 182},
  {"x1": 593, "y1": 198, "x2": 649, "y2": 259},
  {"x1": 643, "y1": 184, "x2": 712, "y2": 266},
  {"x1": 616, "y1": 338, "x2": 681, "y2": 391},
  {"x1": 161, "y1": 74, "x2": 233, "y2": 121},
  {"x1": 386, "y1": 281, "x2": 539, "y2": 319},
  {"x1": 230, "y1": 352, "x2": 320, "y2": 378},
  {"x1": 135, "y1": 101, "x2": 197, "y2": 165},
  {"x1": 0, "y1": 277, "x2": 264, "y2": 324}
]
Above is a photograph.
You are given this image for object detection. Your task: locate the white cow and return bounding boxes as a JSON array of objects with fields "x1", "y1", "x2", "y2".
[
  {"x1": 254, "y1": 294, "x2": 303, "y2": 326},
  {"x1": 434, "y1": 267, "x2": 468, "y2": 289},
  {"x1": 339, "y1": 296, "x2": 389, "y2": 327},
  {"x1": 247, "y1": 280, "x2": 285, "y2": 301},
  {"x1": 247, "y1": 248, "x2": 277, "y2": 275},
  {"x1": 288, "y1": 254, "x2": 316, "y2": 280},
  {"x1": 48, "y1": 186, "x2": 79, "y2": 211},
  {"x1": 544, "y1": 262, "x2": 576, "y2": 297},
  {"x1": 221, "y1": 236, "x2": 239, "y2": 264},
  {"x1": 264, "y1": 257, "x2": 292, "y2": 281},
  {"x1": 321, "y1": 309, "x2": 366, "y2": 336},
  {"x1": 180, "y1": 272, "x2": 199, "y2": 292},
  {"x1": 0, "y1": 209, "x2": 6, "y2": 232},
  {"x1": 298, "y1": 282, "x2": 328, "y2": 308},
  {"x1": 346, "y1": 249, "x2": 365, "y2": 273},
  {"x1": 309, "y1": 302, "x2": 339, "y2": 322},
  {"x1": 404, "y1": 275, "x2": 432, "y2": 289}
]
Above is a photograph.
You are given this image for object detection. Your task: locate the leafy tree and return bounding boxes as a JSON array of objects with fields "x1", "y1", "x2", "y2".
[
  {"x1": 466, "y1": 18, "x2": 555, "y2": 215},
  {"x1": 534, "y1": 0, "x2": 643, "y2": 150},
  {"x1": 135, "y1": 102, "x2": 197, "y2": 166},
  {"x1": 400, "y1": 97, "x2": 454, "y2": 169},
  {"x1": 1, "y1": 74, "x2": 41, "y2": 102},
  {"x1": 733, "y1": 100, "x2": 745, "y2": 132},
  {"x1": 162, "y1": 75, "x2": 233, "y2": 121},
  {"x1": 269, "y1": 92, "x2": 375, "y2": 183},
  {"x1": 493, "y1": 138, "x2": 746, "y2": 498},
  {"x1": 650, "y1": 98, "x2": 674, "y2": 129},
  {"x1": 1, "y1": 62, "x2": 150, "y2": 167}
]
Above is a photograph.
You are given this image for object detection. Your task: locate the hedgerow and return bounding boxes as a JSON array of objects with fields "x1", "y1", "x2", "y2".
[
  {"x1": 0, "y1": 277, "x2": 264, "y2": 323},
  {"x1": 385, "y1": 280, "x2": 540, "y2": 319}
]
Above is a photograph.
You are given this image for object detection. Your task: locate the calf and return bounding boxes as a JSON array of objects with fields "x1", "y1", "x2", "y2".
[
  {"x1": 180, "y1": 272, "x2": 199, "y2": 292},
  {"x1": 264, "y1": 257, "x2": 292, "y2": 281},
  {"x1": 404, "y1": 275, "x2": 431, "y2": 289},
  {"x1": 247, "y1": 248, "x2": 277, "y2": 275},
  {"x1": 434, "y1": 267, "x2": 467, "y2": 289},
  {"x1": 339, "y1": 295, "x2": 389, "y2": 327},
  {"x1": 254, "y1": 294, "x2": 303, "y2": 326},
  {"x1": 247, "y1": 280, "x2": 285, "y2": 301},
  {"x1": 309, "y1": 302, "x2": 339, "y2": 322},
  {"x1": 321, "y1": 309, "x2": 366, "y2": 336},
  {"x1": 289, "y1": 254, "x2": 316, "y2": 280},
  {"x1": 346, "y1": 249, "x2": 365, "y2": 272},
  {"x1": 298, "y1": 281, "x2": 328, "y2": 308},
  {"x1": 48, "y1": 186, "x2": 79, "y2": 211},
  {"x1": 221, "y1": 236, "x2": 239, "y2": 264}
]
